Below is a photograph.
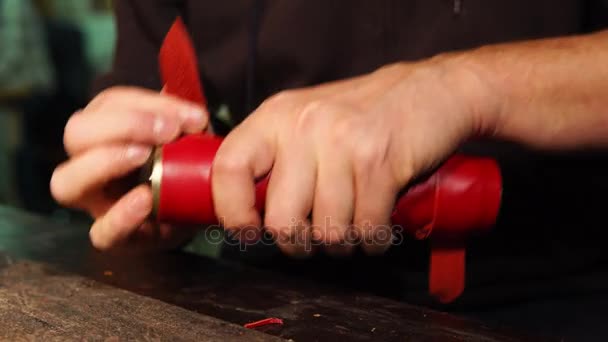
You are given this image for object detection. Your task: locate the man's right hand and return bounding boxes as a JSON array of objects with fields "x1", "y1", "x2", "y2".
[{"x1": 50, "y1": 86, "x2": 208, "y2": 254}]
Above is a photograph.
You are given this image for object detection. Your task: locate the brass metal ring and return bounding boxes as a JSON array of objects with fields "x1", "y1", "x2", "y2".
[{"x1": 140, "y1": 147, "x2": 163, "y2": 219}]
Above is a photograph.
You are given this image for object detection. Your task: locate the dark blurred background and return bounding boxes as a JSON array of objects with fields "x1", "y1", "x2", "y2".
[{"x1": 0, "y1": 0, "x2": 114, "y2": 219}]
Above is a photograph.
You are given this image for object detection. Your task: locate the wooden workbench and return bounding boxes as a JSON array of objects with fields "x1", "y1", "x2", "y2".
[{"x1": 0, "y1": 206, "x2": 535, "y2": 341}]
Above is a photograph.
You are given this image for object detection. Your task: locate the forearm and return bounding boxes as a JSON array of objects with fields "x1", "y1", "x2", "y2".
[{"x1": 447, "y1": 30, "x2": 608, "y2": 150}]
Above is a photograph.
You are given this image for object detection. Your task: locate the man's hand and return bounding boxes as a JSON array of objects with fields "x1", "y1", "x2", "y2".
[
  {"x1": 212, "y1": 61, "x2": 495, "y2": 257},
  {"x1": 215, "y1": 29, "x2": 608, "y2": 258},
  {"x1": 51, "y1": 87, "x2": 208, "y2": 254}
]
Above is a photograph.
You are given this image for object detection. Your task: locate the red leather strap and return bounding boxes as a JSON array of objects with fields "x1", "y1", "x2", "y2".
[
  {"x1": 160, "y1": 17, "x2": 208, "y2": 108},
  {"x1": 157, "y1": 17, "x2": 218, "y2": 224},
  {"x1": 430, "y1": 242, "x2": 466, "y2": 303}
]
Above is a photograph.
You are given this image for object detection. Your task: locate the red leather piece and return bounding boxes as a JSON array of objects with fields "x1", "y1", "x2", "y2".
[
  {"x1": 160, "y1": 17, "x2": 207, "y2": 107},
  {"x1": 429, "y1": 242, "x2": 466, "y2": 304},
  {"x1": 157, "y1": 134, "x2": 501, "y2": 233},
  {"x1": 157, "y1": 134, "x2": 270, "y2": 224},
  {"x1": 157, "y1": 134, "x2": 221, "y2": 224},
  {"x1": 392, "y1": 155, "x2": 502, "y2": 239}
]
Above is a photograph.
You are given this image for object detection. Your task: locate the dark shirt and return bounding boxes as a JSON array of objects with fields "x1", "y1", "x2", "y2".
[
  {"x1": 95, "y1": 0, "x2": 607, "y2": 123},
  {"x1": 94, "y1": 1, "x2": 608, "y2": 337}
]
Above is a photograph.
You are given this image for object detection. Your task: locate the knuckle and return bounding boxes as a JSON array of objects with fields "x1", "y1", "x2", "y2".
[
  {"x1": 90, "y1": 87, "x2": 120, "y2": 107},
  {"x1": 353, "y1": 141, "x2": 380, "y2": 165},
  {"x1": 220, "y1": 212, "x2": 257, "y2": 231},
  {"x1": 312, "y1": 216, "x2": 332, "y2": 242},
  {"x1": 264, "y1": 213, "x2": 304, "y2": 247},
  {"x1": 225, "y1": 219, "x2": 252, "y2": 231},
  {"x1": 101, "y1": 86, "x2": 131, "y2": 99},
  {"x1": 263, "y1": 211, "x2": 298, "y2": 239},
  {"x1": 321, "y1": 228, "x2": 346, "y2": 245},
  {"x1": 353, "y1": 137, "x2": 389, "y2": 171},
  {"x1": 213, "y1": 151, "x2": 249, "y2": 175},
  {"x1": 293, "y1": 100, "x2": 334, "y2": 135},
  {"x1": 262, "y1": 212, "x2": 285, "y2": 232},
  {"x1": 264, "y1": 225, "x2": 283, "y2": 245},
  {"x1": 359, "y1": 224, "x2": 393, "y2": 255},
  {"x1": 259, "y1": 90, "x2": 299, "y2": 111},
  {"x1": 122, "y1": 111, "x2": 150, "y2": 139},
  {"x1": 87, "y1": 86, "x2": 135, "y2": 110},
  {"x1": 326, "y1": 115, "x2": 358, "y2": 149},
  {"x1": 299, "y1": 102, "x2": 358, "y2": 150}
]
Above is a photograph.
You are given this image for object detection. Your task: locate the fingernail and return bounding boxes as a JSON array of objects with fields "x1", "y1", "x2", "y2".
[
  {"x1": 180, "y1": 107, "x2": 207, "y2": 128},
  {"x1": 126, "y1": 145, "x2": 152, "y2": 164},
  {"x1": 153, "y1": 116, "x2": 180, "y2": 142}
]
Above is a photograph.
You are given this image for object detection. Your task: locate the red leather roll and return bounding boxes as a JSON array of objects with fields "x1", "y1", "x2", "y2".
[
  {"x1": 152, "y1": 134, "x2": 269, "y2": 225},
  {"x1": 152, "y1": 134, "x2": 501, "y2": 237},
  {"x1": 148, "y1": 134, "x2": 501, "y2": 304},
  {"x1": 392, "y1": 155, "x2": 502, "y2": 240}
]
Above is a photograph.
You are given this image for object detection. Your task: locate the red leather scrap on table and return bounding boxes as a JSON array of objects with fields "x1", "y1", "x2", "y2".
[{"x1": 244, "y1": 317, "x2": 284, "y2": 329}]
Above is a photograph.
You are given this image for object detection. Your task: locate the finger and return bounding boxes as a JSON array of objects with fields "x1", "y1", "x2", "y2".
[
  {"x1": 87, "y1": 86, "x2": 207, "y2": 128},
  {"x1": 89, "y1": 184, "x2": 153, "y2": 251},
  {"x1": 104, "y1": 222, "x2": 201, "y2": 255},
  {"x1": 84, "y1": 168, "x2": 145, "y2": 218},
  {"x1": 264, "y1": 142, "x2": 316, "y2": 258},
  {"x1": 83, "y1": 192, "x2": 116, "y2": 219},
  {"x1": 89, "y1": 87, "x2": 209, "y2": 132},
  {"x1": 312, "y1": 149, "x2": 355, "y2": 257},
  {"x1": 51, "y1": 144, "x2": 152, "y2": 207},
  {"x1": 353, "y1": 170, "x2": 398, "y2": 256},
  {"x1": 64, "y1": 109, "x2": 180, "y2": 156},
  {"x1": 211, "y1": 119, "x2": 275, "y2": 231},
  {"x1": 65, "y1": 104, "x2": 206, "y2": 157},
  {"x1": 159, "y1": 86, "x2": 211, "y2": 133}
]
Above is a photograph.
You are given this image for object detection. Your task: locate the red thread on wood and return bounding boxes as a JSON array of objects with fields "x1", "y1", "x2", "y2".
[{"x1": 244, "y1": 318, "x2": 284, "y2": 329}]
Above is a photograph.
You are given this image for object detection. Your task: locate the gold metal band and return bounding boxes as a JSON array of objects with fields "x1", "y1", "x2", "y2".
[
  {"x1": 150, "y1": 147, "x2": 163, "y2": 218},
  {"x1": 140, "y1": 147, "x2": 163, "y2": 219}
]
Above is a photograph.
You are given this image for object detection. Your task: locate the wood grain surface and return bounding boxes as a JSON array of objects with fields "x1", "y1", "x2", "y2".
[
  {"x1": 0, "y1": 255, "x2": 277, "y2": 341},
  {"x1": 0, "y1": 206, "x2": 539, "y2": 341}
]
